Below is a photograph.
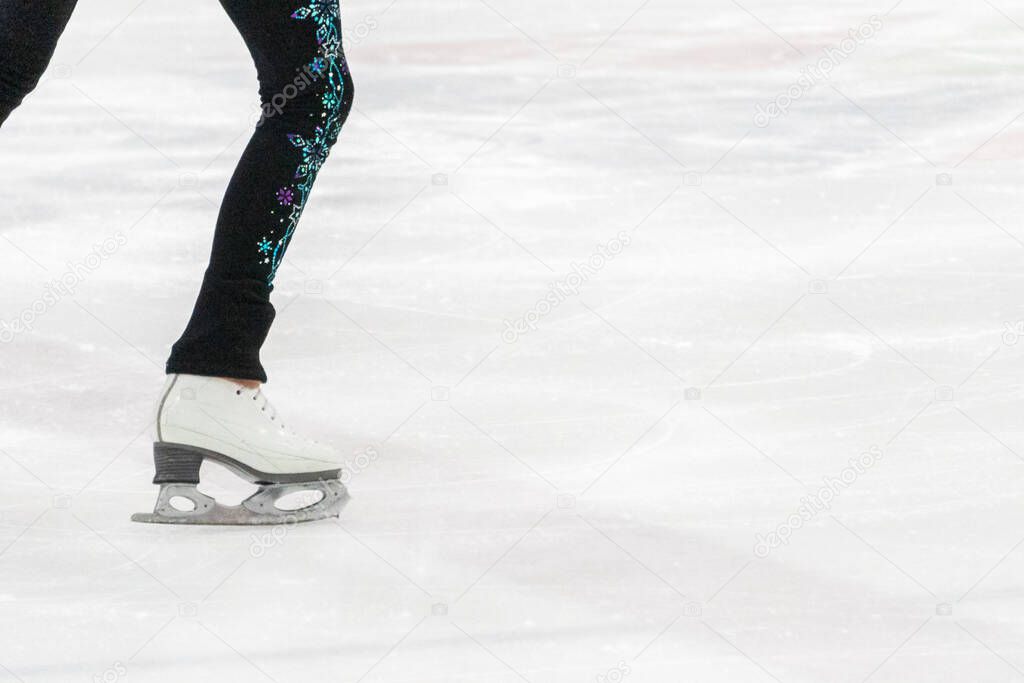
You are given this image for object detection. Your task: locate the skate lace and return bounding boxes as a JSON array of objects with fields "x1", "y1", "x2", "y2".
[{"x1": 236, "y1": 387, "x2": 292, "y2": 432}]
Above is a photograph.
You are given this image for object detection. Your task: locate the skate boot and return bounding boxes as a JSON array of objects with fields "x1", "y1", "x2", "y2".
[{"x1": 132, "y1": 374, "x2": 350, "y2": 525}]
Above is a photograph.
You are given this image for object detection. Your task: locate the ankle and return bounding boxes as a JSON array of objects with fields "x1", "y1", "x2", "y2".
[{"x1": 222, "y1": 377, "x2": 262, "y2": 390}]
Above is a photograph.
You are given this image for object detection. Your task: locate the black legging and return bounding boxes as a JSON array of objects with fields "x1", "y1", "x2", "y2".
[{"x1": 0, "y1": 0, "x2": 354, "y2": 382}]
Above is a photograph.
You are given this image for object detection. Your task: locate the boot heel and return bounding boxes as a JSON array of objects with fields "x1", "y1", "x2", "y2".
[{"x1": 152, "y1": 443, "x2": 203, "y2": 484}]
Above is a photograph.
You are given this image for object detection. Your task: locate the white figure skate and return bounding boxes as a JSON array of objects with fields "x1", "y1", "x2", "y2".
[{"x1": 132, "y1": 374, "x2": 350, "y2": 525}]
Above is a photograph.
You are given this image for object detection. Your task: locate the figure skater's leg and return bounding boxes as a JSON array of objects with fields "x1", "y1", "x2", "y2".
[
  {"x1": 137, "y1": 2, "x2": 355, "y2": 526},
  {"x1": 0, "y1": 0, "x2": 78, "y2": 126},
  {"x1": 166, "y1": 0, "x2": 353, "y2": 382}
]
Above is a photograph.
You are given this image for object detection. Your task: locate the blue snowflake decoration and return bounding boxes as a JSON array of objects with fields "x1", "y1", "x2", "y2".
[{"x1": 258, "y1": 0, "x2": 348, "y2": 285}]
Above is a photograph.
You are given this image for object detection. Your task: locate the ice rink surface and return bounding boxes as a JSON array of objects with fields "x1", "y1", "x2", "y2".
[{"x1": 3, "y1": 0, "x2": 1024, "y2": 680}]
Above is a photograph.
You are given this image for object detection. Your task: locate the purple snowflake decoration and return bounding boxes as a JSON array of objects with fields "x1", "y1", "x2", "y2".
[{"x1": 276, "y1": 187, "x2": 295, "y2": 206}]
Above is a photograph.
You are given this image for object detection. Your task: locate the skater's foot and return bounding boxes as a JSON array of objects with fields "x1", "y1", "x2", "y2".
[
  {"x1": 155, "y1": 374, "x2": 338, "y2": 474},
  {"x1": 134, "y1": 374, "x2": 349, "y2": 525}
]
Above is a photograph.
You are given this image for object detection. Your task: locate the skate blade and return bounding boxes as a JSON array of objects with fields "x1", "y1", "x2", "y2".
[{"x1": 132, "y1": 481, "x2": 350, "y2": 526}]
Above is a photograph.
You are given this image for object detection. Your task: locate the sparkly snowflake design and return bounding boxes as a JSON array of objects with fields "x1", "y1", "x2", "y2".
[
  {"x1": 286, "y1": 131, "x2": 332, "y2": 179},
  {"x1": 276, "y1": 187, "x2": 295, "y2": 206},
  {"x1": 292, "y1": 0, "x2": 342, "y2": 55},
  {"x1": 258, "y1": 0, "x2": 348, "y2": 284}
]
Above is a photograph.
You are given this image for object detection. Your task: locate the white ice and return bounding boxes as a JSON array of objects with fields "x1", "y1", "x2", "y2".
[{"x1": 2, "y1": 0, "x2": 1024, "y2": 680}]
